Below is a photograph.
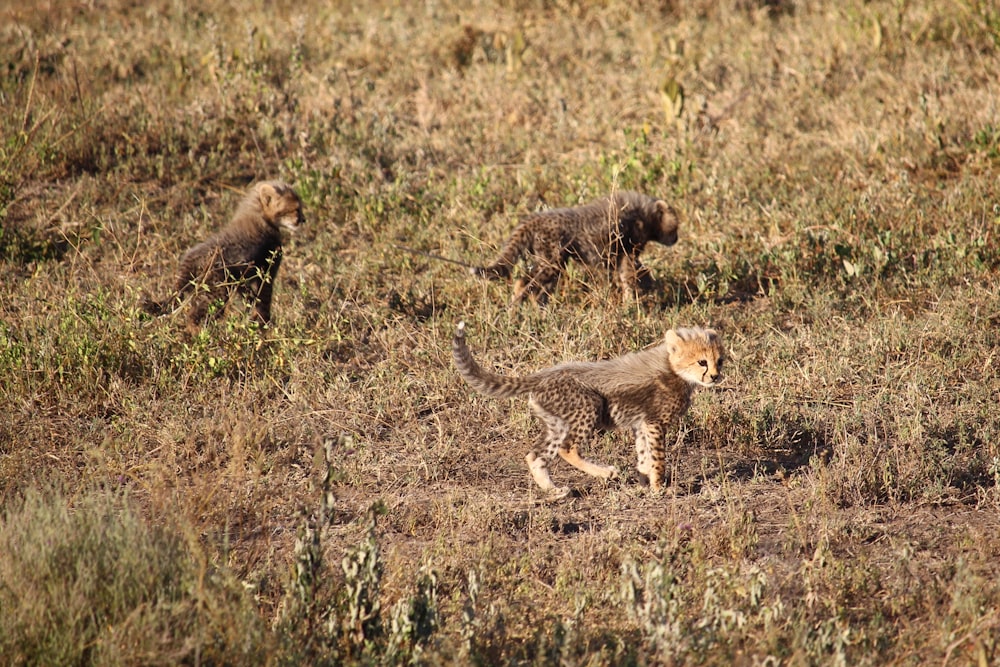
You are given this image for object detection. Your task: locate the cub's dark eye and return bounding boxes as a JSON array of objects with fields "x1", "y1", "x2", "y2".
[
  {"x1": 717, "y1": 359, "x2": 724, "y2": 369},
  {"x1": 698, "y1": 360, "x2": 708, "y2": 368}
]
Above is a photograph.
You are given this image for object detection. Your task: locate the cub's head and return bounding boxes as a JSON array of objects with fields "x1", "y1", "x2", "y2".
[
  {"x1": 653, "y1": 199, "x2": 680, "y2": 246},
  {"x1": 257, "y1": 181, "x2": 305, "y2": 232},
  {"x1": 665, "y1": 327, "x2": 725, "y2": 387}
]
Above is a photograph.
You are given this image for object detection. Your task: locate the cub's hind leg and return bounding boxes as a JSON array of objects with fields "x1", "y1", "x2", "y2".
[
  {"x1": 527, "y1": 389, "x2": 618, "y2": 497},
  {"x1": 513, "y1": 262, "x2": 562, "y2": 305},
  {"x1": 559, "y1": 446, "x2": 619, "y2": 481},
  {"x1": 176, "y1": 246, "x2": 231, "y2": 330},
  {"x1": 513, "y1": 229, "x2": 564, "y2": 305},
  {"x1": 525, "y1": 397, "x2": 570, "y2": 497},
  {"x1": 185, "y1": 283, "x2": 232, "y2": 333},
  {"x1": 557, "y1": 398, "x2": 619, "y2": 481}
]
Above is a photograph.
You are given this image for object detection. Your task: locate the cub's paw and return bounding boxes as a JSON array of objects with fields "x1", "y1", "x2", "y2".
[
  {"x1": 546, "y1": 486, "x2": 572, "y2": 502},
  {"x1": 647, "y1": 483, "x2": 679, "y2": 498}
]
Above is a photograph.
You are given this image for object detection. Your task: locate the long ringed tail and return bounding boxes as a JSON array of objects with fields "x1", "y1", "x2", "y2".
[{"x1": 453, "y1": 322, "x2": 535, "y2": 398}]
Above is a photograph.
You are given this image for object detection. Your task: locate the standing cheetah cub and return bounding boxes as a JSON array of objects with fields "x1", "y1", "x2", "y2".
[
  {"x1": 453, "y1": 322, "x2": 725, "y2": 498},
  {"x1": 143, "y1": 181, "x2": 304, "y2": 330},
  {"x1": 471, "y1": 191, "x2": 679, "y2": 304}
]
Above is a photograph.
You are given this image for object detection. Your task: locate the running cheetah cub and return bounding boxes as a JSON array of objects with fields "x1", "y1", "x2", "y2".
[
  {"x1": 453, "y1": 322, "x2": 725, "y2": 498},
  {"x1": 471, "y1": 191, "x2": 679, "y2": 304}
]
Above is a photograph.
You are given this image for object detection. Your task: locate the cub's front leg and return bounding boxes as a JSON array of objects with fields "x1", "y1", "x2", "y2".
[
  {"x1": 635, "y1": 419, "x2": 678, "y2": 493},
  {"x1": 616, "y1": 253, "x2": 644, "y2": 302}
]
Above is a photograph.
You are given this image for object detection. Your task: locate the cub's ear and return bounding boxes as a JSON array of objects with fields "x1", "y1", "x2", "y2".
[
  {"x1": 664, "y1": 329, "x2": 681, "y2": 352},
  {"x1": 656, "y1": 200, "x2": 680, "y2": 222},
  {"x1": 257, "y1": 182, "x2": 278, "y2": 207}
]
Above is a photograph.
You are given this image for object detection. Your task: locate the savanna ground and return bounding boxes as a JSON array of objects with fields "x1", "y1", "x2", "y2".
[{"x1": 2, "y1": 0, "x2": 999, "y2": 664}]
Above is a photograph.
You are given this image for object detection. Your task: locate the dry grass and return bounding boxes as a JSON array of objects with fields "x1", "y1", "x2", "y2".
[{"x1": 2, "y1": 0, "x2": 999, "y2": 664}]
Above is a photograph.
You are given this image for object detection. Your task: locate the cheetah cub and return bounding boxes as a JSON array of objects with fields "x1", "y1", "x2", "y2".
[
  {"x1": 471, "y1": 191, "x2": 679, "y2": 304},
  {"x1": 453, "y1": 322, "x2": 725, "y2": 498},
  {"x1": 143, "y1": 181, "x2": 304, "y2": 330}
]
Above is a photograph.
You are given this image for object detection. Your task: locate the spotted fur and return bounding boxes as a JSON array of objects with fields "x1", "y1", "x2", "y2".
[
  {"x1": 470, "y1": 191, "x2": 679, "y2": 304},
  {"x1": 452, "y1": 321, "x2": 725, "y2": 497},
  {"x1": 143, "y1": 181, "x2": 305, "y2": 329}
]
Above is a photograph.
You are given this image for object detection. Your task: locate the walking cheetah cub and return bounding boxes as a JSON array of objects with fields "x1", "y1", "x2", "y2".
[
  {"x1": 453, "y1": 322, "x2": 725, "y2": 498},
  {"x1": 470, "y1": 191, "x2": 679, "y2": 304},
  {"x1": 143, "y1": 181, "x2": 304, "y2": 330}
]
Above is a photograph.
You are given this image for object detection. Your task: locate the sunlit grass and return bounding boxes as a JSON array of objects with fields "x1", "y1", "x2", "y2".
[{"x1": 1, "y1": 0, "x2": 998, "y2": 663}]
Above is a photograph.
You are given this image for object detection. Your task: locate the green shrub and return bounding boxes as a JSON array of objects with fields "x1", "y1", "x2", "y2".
[{"x1": 0, "y1": 488, "x2": 267, "y2": 666}]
